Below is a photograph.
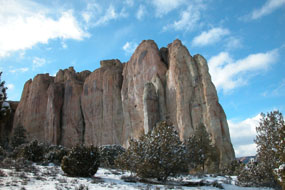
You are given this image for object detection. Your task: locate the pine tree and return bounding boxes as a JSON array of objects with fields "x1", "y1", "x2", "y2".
[
  {"x1": 257, "y1": 111, "x2": 285, "y2": 188},
  {"x1": 116, "y1": 121, "x2": 187, "y2": 181},
  {"x1": 185, "y1": 123, "x2": 219, "y2": 173},
  {"x1": 237, "y1": 111, "x2": 284, "y2": 188},
  {"x1": 275, "y1": 115, "x2": 285, "y2": 189},
  {"x1": 253, "y1": 111, "x2": 284, "y2": 187},
  {"x1": 0, "y1": 72, "x2": 9, "y2": 121},
  {"x1": 237, "y1": 162, "x2": 265, "y2": 187}
]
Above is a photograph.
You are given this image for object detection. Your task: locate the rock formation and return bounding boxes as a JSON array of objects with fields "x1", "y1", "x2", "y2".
[
  {"x1": 81, "y1": 59, "x2": 123, "y2": 146},
  {"x1": 13, "y1": 39, "x2": 235, "y2": 167}
]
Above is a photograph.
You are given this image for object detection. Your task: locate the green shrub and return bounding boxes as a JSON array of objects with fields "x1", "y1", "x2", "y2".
[
  {"x1": 116, "y1": 121, "x2": 187, "y2": 181},
  {"x1": 61, "y1": 145, "x2": 100, "y2": 177},
  {"x1": 0, "y1": 137, "x2": 9, "y2": 150},
  {"x1": 237, "y1": 162, "x2": 278, "y2": 187},
  {"x1": 44, "y1": 145, "x2": 69, "y2": 165},
  {"x1": 184, "y1": 123, "x2": 219, "y2": 173},
  {"x1": 0, "y1": 146, "x2": 6, "y2": 161},
  {"x1": 10, "y1": 125, "x2": 27, "y2": 149},
  {"x1": 99, "y1": 145, "x2": 125, "y2": 168},
  {"x1": 115, "y1": 141, "x2": 135, "y2": 172},
  {"x1": 0, "y1": 146, "x2": 5, "y2": 156},
  {"x1": 0, "y1": 157, "x2": 36, "y2": 173},
  {"x1": 13, "y1": 140, "x2": 46, "y2": 162},
  {"x1": 220, "y1": 160, "x2": 244, "y2": 176}
]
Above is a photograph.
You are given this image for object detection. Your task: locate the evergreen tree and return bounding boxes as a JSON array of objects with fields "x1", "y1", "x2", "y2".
[
  {"x1": 116, "y1": 121, "x2": 187, "y2": 181},
  {"x1": 275, "y1": 114, "x2": 285, "y2": 189},
  {"x1": 237, "y1": 162, "x2": 265, "y2": 187},
  {"x1": 254, "y1": 111, "x2": 284, "y2": 187},
  {"x1": 238, "y1": 111, "x2": 284, "y2": 187},
  {"x1": 0, "y1": 72, "x2": 9, "y2": 121},
  {"x1": 185, "y1": 123, "x2": 219, "y2": 173},
  {"x1": 10, "y1": 125, "x2": 28, "y2": 149}
]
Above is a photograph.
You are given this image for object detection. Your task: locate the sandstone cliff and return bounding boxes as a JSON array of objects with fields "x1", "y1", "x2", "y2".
[{"x1": 13, "y1": 39, "x2": 235, "y2": 167}]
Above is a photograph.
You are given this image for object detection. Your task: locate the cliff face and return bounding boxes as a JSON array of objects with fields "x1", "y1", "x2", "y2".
[{"x1": 13, "y1": 39, "x2": 235, "y2": 166}]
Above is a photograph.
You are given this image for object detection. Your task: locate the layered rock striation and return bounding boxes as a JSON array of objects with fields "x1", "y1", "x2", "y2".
[{"x1": 13, "y1": 39, "x2": 235, "y2": 166}]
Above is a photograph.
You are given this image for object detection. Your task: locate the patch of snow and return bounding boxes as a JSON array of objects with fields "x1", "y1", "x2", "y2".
[
  {"x1": 2, "y1": 101, "x2": 9, "y2": 108},
  {"x1": 0, "y1": 165, "x2": 275, "y2": 190}
]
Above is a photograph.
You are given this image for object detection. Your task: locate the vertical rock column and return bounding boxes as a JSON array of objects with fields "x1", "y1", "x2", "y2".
[
  {"x1": 45, "y1": 83, "x2": 64, "y2": 145},
  {"x1": 193, "y1": 54, "x2": 235, "y2": 166},
  {"x1": 121, "y1": 40, "x2": 167, "y2": 144},
  {"x1": 13, "y1": 74, "x2": 53, "y2": 142},
  {"x1": 165, "y1": 39, "x2": 235, "y2": 167},
  {"x1": 61, "y1": 78, "x2": 85, "y2": 147},
  {"x1": 166, "y1": 39, "x2": 195, "y2": 138},
  {"x1": 81, "y1": 60, "x2": 124, "y2": 146},
  {"x1": 143, "y1": 82, "x2": 159, "y2": 134}
]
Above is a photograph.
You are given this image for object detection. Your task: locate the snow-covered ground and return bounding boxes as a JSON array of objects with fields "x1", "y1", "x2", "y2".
[{"x1": 0, "y1": 164, "x2": 273, "y2": 190}]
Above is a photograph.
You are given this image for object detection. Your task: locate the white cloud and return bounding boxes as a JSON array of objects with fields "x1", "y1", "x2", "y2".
[
  {"x1": 0, "y1": 0, "x2": 89, "y2": 58},
  {"x1": 225, "y1": 37, "x2": 242, "y2": 50},
  {"x1": 81, "y1": 2, "x2": 128, "y2": 28},
  {"x1": 7, "y1": 84, "x2": 15, "y2": 91},
  {"x1": 61, "y1": 41, "x2": 67, "y2": 49},
  {"x1": 93, "y1": 5, "x2": 127, "y2": 27},
  {"x1": 81, "y1": 2, "x2": 101, "y2": 24},
  {"x1": 208, "y1": 50, "x2": 278, "y2": 92},
  {"x1": 235, "y1": 144, "x2": 257, "y2": 158},
  {"x1": 151, "y1": 0, "x2": 185, "y2": 17},
  {"x1": 163, "y1": 2, "x2": 205, "y2": 32},
  {"x1": 123, "y1": 41, "x2": 138, "y2": 55},
  {"x1": 32, "y1": 57, "x2": 46, "y2": 68},
  {"x1": 82, "y1": 12, "x2": 92, "y2": 24},
  {"x1": 9, "y1": 67, "x2": 29, "y2": 73},
  {"x1": 228, "y1": 114, "x2": 261, "y2": 157},
  {"x1": 228, "y1": 115, "x2": 260, "y2": 140},
  {"x1": 192, "y1": 27, "x2": 230, "y2": 46},
  {"x1": 124, "y1": 0, "x2": 134, "y2": 7},
  {"x1": 250, "y1": 0, "x2": 285, "y2": 20},
  {"x1": 136, "y1": 5, "x2": 146, "y2": 20}
]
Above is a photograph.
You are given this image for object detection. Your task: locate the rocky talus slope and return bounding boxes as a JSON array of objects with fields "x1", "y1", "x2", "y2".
[{"x1": 13, "y1": 39, "x2": 235, "y2": 167}]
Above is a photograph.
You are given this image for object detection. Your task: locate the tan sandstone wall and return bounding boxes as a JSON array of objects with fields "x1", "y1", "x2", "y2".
[{"x1": 13, "y1": 39, "x2": 235, "y2": 167}]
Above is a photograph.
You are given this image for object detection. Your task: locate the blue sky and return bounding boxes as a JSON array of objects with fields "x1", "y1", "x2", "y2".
[{"x1": 0, "y1": 0, "x2": 284, "y2": 157}]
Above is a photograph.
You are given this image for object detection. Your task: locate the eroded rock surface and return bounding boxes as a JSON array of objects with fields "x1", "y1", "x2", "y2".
[
  {"x1": 143, "y1": 82, "x2": 159, "y2": 134},
  {"x1": 121, "y1": 40, "x2": 168, "y2": 142},
  {"x1": 81, "y1": 60, "x2": 124, "y2": 146},
  {"x1": 166, "y1": 40, "x2": 234, "y2": 166},
  {"x1": 45, "y1": 83, "x2": 64, "y2": 145},
  {"x1": 13, "y1": 74, "x2": 53, "y2": 141},
  {"x1": 13, "y1": 39, "x2": 235, "y2": 166}
]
